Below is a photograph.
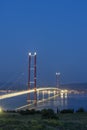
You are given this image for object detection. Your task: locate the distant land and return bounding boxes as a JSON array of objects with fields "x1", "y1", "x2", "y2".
[{"x1": 61, "y1": 83, "x2": 87, "y2": 90}]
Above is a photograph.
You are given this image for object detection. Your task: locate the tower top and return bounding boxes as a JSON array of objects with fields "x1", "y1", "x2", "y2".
[
  {"x1": 28, "y1": 52, "x2": 37, "y2": 56},
  {"x1": 29, "y1": 52, "x2": 31, "y2": 56}
]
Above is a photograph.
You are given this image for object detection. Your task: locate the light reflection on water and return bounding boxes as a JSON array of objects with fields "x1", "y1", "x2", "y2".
[{"x1": 0, "y1": 92, "x2": 87, "y2": 112}]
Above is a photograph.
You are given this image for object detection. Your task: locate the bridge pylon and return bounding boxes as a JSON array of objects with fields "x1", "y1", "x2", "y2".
[
  {"x1": 56, "y1": 72, "x2": 60, "y2": 89},
  {"x1": 28, "y1": 52, "x2": 37, "y2": 106}
]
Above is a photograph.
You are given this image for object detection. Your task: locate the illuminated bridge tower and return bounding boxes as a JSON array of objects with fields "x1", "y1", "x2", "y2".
[
  {"x1": 56, "y1": 72, "x2": 60, "y2": 89},
  {"x1": 28, "y1": 52, "x2": 37, "y2": 105}
]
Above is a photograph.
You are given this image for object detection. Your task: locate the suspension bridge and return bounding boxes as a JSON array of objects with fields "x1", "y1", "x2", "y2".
[
  {"x1": 0, "y1": 52, "x2": 68, "y2": 111},
  {"x1": 0, "y1": 87, "x2": 68, "y2": 110}
]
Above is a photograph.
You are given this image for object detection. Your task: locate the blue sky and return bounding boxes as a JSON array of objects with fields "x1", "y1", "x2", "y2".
[{"x1": 0, "y1": 0, "x2": 87, "y2": 86}]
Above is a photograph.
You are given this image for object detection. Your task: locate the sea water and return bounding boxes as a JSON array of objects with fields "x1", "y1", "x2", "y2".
[{"x1": 0, "y1": 92, "x2": 87, "y2": 112}]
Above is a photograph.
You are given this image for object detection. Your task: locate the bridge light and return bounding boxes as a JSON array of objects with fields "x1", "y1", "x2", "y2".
[
  {"x1": 29, "y1": 52, "x2": 31, "y2": 56},
  {"x1": 34, "y1": 52, "x2": 37, "y2": 55},
  {"x1": 56, "y1": 72, "x2": 60, "y2": 75}
]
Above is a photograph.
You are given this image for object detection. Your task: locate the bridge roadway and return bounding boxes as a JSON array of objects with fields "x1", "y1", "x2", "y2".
[{"x1": 0, "y1": 87, "x2": 60, "y2": 100}]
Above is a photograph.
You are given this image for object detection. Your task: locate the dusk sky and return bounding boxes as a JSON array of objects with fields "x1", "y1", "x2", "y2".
[{"x1": 0, "y1": 0, "x2": 87, "y2": 86}]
